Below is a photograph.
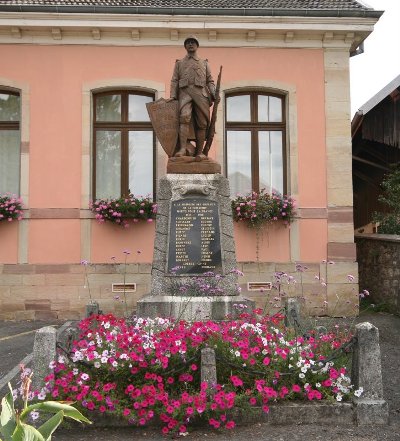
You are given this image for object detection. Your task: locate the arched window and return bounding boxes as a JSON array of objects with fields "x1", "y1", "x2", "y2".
[
  {"x1": 0, "y1": 90, "x2": 20, "y2": 194},
  {"x1": 225, "y1": 91, "x2": 286, "y2": 196},
  {"x1": 93, "y1": 90, "x2": 155, "y2": 199}
]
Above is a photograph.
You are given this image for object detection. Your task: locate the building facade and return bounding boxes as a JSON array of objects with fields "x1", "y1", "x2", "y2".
[{"x1": 0, "y1": 1, "x2": 381, "y2": 319}]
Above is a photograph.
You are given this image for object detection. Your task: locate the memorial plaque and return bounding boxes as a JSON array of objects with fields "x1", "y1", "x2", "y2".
[{"x1": 167, "y1": 198, "x2": 222, "y2": 275}]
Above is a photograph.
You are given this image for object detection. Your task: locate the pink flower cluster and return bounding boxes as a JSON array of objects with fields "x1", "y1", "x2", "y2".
[
  {"x1": 0, "y1": 194, "x2": 24, "y2": 222},
  {"x1": 38, "y1": 312, "x2": 360, "y2": 435},
  {"x1": 232, "y1": 189, "x2": 296, "y2": 228},
  {"x1": 90, "y1": 194, "x2": 157, "y2": 227}
]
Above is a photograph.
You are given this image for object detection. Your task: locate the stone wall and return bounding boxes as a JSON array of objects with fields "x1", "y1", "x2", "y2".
[
  {"x1": 355, "y1": 234, "x2": 400, "y2": 314},
  {"x1": 0, "y1": 260, "x2": 359, "y2": 319},
  {"x1": 0, "y1": 263, "x2": 152, "y2": 320}
]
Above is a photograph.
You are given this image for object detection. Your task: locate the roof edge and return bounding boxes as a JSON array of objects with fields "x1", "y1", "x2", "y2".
[{"x1": 0, "y1": 5, "x2": 384, "y2": 18}]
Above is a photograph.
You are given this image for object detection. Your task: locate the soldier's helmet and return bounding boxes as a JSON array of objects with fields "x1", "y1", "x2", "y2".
[{"x1": 184, "y1": 35, "x2": 199, "y2": 47}]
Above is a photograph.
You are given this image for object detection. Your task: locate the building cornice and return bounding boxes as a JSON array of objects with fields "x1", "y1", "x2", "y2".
[{"x1": 0, "y1": 12, "x2": 378, "y2": 51}]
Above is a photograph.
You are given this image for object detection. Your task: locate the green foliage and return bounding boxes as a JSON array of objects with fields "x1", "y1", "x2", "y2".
[
  {"x1": 373, "y1": 166, "x2": 400, "y2": 234},
  {"x1": 0, "y1": 384, "x2": 90, "y2": 441}
]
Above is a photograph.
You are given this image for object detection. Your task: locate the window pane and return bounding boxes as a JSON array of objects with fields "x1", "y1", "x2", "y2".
[
  {"x1": 226, "y1": 95, "x2": 251, "y2": 122},
  {"x1": 0, "y1": 130, "x2": 20, "y2": 194},
  {"x1": 95, "y1": 95, "x2": 121, "y2": 122},
  {"x1": 128, "y1": 131, "x2": 153, "y2": 196},
  {"x1": 259, "y1": 131, "x2": 283, "y2": 194},
  {"x1": 96, "y1": 130, "x2": 121, "y2": 198},
  {"x1": 258, "y1": 95, "x2": 282, "y2": 122},
  {"x1": 226, "y1": 131, "x2": 252, "y2": 196},
  {"x1": 128, "y1": 95, "x2": 153, "y2": 122},
  {"x1": 0, "y1": 93, "x2": 20, "y2": 122}
]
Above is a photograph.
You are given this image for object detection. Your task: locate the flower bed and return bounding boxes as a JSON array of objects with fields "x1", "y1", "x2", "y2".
[
  {"x1": 37, "y1": 312, "x2": 362, "y2": 435},
  {"x1": 232, "y1": 190, "x2": 295, "y2": 228},
  {"x1": 0, "y1": 194, "x2": 24, "y2": 222},
  {"x1": 90, "y1": 194, "x2": 157, "y2": 227}
]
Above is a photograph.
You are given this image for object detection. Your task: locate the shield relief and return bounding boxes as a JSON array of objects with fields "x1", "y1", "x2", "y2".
[{"x1": 146, "y1": 98, "x2": 179, "y2": 157}]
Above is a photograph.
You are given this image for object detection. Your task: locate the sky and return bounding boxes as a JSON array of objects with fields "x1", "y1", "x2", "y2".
[{"x1": 350, "y1": 0, "x2": 400, "y2": 116}]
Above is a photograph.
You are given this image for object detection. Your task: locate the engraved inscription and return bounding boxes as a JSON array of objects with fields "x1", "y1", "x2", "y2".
[{"x1": 167, "y1": 198, "x2": 222, "y2": 275}]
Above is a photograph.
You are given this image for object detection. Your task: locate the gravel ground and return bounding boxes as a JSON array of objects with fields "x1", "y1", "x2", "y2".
[{"x1": 52, "y1": 312, "x2": 400, "y2": 441}]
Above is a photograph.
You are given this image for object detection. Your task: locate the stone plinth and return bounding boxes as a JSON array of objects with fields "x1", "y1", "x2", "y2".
[
  {"x1": 352, "y1": 322, "x2": 389, "y2": 425},
  {"x1": 137, "y1": 174, "x2": 254, "y2": 320},
  {"x1": 32, "y1": 326, "x2": 57, "y2": 391}
]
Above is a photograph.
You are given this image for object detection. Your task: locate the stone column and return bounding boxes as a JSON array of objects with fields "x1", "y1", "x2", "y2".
[
  {"x1": 284, "y1": 297, "x2": 302, "y2": 329},
  {"x1": 201, "y1": 347, "x2": 217, "y2": 395},
  {"x1": 32, "y1": 326, "x2": 57, "y2": 392},
  {"x1": 352, "y1": 322, "x2": 388, "y2": 425}
]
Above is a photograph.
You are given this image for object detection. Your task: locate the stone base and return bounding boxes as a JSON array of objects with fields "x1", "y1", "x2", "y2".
[
  {"x1": 353, "y1": 399, "x2": 389, "y2": 425},
  {"x1": 167, "y1": 156, "x2": 221, "y2": 174},
  {"x1": 137, "y1": 295, "x2": 255, "y2": 321}
]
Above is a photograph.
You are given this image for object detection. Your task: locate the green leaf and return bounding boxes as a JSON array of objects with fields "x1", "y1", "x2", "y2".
[
  {"x1": 22, "y1": 403, "x2": 91, "y2": 425},
  {"x1": 12, "y1": 423, "x2": 45, "y2": 441},
  {"x1": 37, "y1": 411, "x2": 64, "y2": 441},
  {"x1": 0, "y1": 386, "x2": 16, "y2": 441}
]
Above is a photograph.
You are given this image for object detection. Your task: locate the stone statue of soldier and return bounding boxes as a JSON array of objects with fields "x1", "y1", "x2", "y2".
[{"x1": 170, "y1": 35, "x2": 216, "y2": 158}]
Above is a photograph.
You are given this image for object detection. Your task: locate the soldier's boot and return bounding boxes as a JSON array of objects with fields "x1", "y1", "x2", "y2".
[
  {"x1": 175, "y1": 123, "x2": 189, "y2": 157},
  {"x1": 194, "y1": 129, "x2": 206, "y2": 157}
]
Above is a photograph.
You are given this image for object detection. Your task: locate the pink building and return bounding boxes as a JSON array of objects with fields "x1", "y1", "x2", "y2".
[{"x1": 0, "y1": 0, "x2": 382, "y2": 320}]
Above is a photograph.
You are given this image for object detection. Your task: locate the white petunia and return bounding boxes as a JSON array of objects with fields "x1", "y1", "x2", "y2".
[{"x1": 354, "y1": 387, "x2": 364, "y2": 397}]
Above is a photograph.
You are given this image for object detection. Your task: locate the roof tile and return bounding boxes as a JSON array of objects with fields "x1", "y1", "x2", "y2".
[{"x1": 0, "y1": 0, "x2": 374, "y2": 10}]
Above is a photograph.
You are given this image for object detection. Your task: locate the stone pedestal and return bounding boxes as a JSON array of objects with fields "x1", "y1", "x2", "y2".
[
  {"x1": 137, "y1": 174, "x2": 254, "y2": 320},
  {"x1": 352, "y1": 322, "x2": 389, "y2": 425}
]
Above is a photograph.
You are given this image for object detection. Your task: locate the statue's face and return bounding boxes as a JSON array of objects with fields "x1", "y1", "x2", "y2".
[{"x1": 185, "y1": 39, "x2": 198, "y2": 53}]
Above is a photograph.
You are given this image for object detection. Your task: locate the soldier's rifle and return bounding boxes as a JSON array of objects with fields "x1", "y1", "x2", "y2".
[{"x1": 202, "y1": 66, "x2": 222, "y2": 157}]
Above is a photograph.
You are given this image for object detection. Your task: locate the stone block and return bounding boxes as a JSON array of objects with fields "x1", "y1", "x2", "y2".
[
  {"x1": 352, "y1": 322, "x2": 385, "y2": 400},
  {"x1": 327, "y1": 187, "x2": 353, "y2": 208},
  {"x1": 14, "y1": 310, "x2": 35, "y2": 320},
  {"x1": 353, "y1": 399, "x2": 389, "y2": 426},
  {"x1": 57, "y1": 309, "x2": 82, "y2": 320},
  {"x1": 45, "y1": 273, "x2": 85, "y2": 286},
  {"x1": 0, "y1": 274, "x2": 23, "y2": 285},
  {"x1": 35, "y1": 310, "x2": 59, "y2": 320},
  {"x1": 69, "y1": 265, "x2": 87, "y2": 274},
  {"x1": 284, "y1": 298, "x2": 302, "y2": 328},
  {"x1": 32, "y1": 326, "x2": 57, "y2": 391},
  {"x1": 87, "y1": 274, "x2": 121, "y2": 286},
  {"x1": 326, "y1": 262, "x2": 358, "y2": 283},
  {"x1": 1, "y1": 302, "x2": 25, "y2": 312},
  {"x1": 0, "y1": 286, "x2": 11, "y2": 299},
  {"x1": 50, "y1": 299, "x2": 70, "y2": 311},
  {"x1": 0, "y1": 311, "x2": 16, "y2": 320},
  {"x1": 116, "y1": 263, "x2": 139, "y2": 274},
  {"x1": 326, "y1": 284, "x2": 359, "y2": 317},
  {"x1": 275, "y1": 263, "x2": 297, "y2": 273},
  {"x1": 242, "y1": 262, "x2": 262, "y2": 273},
  {"x1": 201, "y1": 348, "x2": 217, "y2": 393},
  {"x1": 3, "y1": 264, "x2": 35, "y2": 274},
  {"x1": 137, "y1": 295, "x2": 255, "y2": 321},
  {"x1": 328, "y1": 223, "x2": 355, "y2": 243},
  {"x1": 35, "y1": 264, "x2": 71, "y2": 274},
  {"x1": 95, "y1": 264, "x2": 117, "y2": 274},
  {"x1": 22, "y1": 274, "x2": 46, "y2": 285},
  {"x1": 25, "y1": 299, "x2": 51, "y2": 311},
  {"x1": 138, "y1": 263, "x2": 151, "y2": 274}
]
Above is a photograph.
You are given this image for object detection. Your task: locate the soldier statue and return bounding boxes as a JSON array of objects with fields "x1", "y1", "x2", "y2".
[{"x1": 169, "y1": 35, "x2": 216, "y2": 158}]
